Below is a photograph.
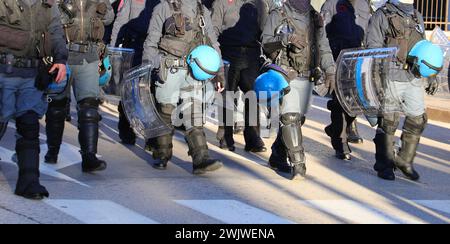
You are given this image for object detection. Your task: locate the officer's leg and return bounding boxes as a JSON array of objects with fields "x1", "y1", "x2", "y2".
[
  {"x1": 239, "y1": 61, "x2": 266, "y2": 152},
  {"x1": 77, "y1": 98, "x2": 107, "y2": 172},
  {"x1": 151, "y1": 104, "x2": 174, "y2": 169},
  {"x1": 219, "y1": 61, "x2": 239, "y2": 151},
  {"x1": 15, "y1": 111, "x2": 49, "y2": 200},
  {"x1": 118, "y1": 101, "x2": 136, "y2": 145},
  {"x1": 182, "y1": 80, "x2": 222, "y2": 175},
  {"x1": 394, "y1": 82, "x2": 427, "y2": 181},
  {"x1": 65, "y1": 97, "x2": 72, "y2": 122},
  {"x1": 373, "y1": 113, "x2": 400, "y2": 181},
  {"x1": 0, "y1": 121, "x2": 7, "y2": 141},
  {"x1": 72, "y1": 61, "x2": 106, "y2": 172},
  {"x1": 45, "y1": 98, "x2": 69, "y2": 164},
  {"x1": 325, "y1": 92, "x2": 352, "y2": 160},
  {"x1": 233, "y1": 90, "x2": 245, "y2": 134},
  {"x1": 151, "y1": 69, "x2": 182, "y2": 169},
  {"x1": 270, "y1": 78, "x2": 312, "y2": 179},
  {"x1": 347, "y1": 118, "x2": 363, "y2": 144}
]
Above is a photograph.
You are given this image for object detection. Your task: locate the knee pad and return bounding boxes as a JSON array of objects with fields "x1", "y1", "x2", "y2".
[
  {"x1": 47, "y1": 98, "x2": 69, "y2": 122},
  {"x1": 16, "y1": 111, "x2": 39, "y2": 141},
  {"x1": 281, "y1": 113, "x2": 303, "y2": 126},
  {"x1": 78, "y1": 98, "x2": 100, "y2": 124},
  {"x1": 379, "y1": 113, "x2": 400, "y2": 135},
  {"x1": 404, "y1": 114, "x2": 428, "y2": 135}
]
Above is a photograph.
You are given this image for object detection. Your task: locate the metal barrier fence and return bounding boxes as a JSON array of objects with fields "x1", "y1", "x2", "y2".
[{"x1": 416, "y1": 0, "x2": 450, "y2": 31}]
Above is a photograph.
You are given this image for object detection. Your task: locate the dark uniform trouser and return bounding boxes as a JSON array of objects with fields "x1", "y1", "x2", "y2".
[
  {"x1": 219, "y1": 47, "x2": 264, "y2": 148},
  {"x1": 117, "y1": 37, "x2": 145, "y2": 143},
  {"x1": 327, "y1": 92, "x2": 355, "y2": 153},
  {"x1": 327, "y1": 39, "x2": 361, "y2": 153}
]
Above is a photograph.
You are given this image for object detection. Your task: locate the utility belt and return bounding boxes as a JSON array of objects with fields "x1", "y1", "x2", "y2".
[
  {"x1": 67, "y1": 42, "x2": 99, "y2": 53},
  {"x1": 163, "y1": 56, "x2": 188, "y2": 69},
  {"x1": 0, "y1": 53, "x2": 40, "y2": 71},
  {"x1": 159, "y1": 56, "x2": 188, "y2": 82},
  {"x1": 281, "y1": 65, "x2": 311, "y2": 80}
]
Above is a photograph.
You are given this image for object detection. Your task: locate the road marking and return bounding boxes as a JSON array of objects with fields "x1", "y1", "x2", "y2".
[
  {"x1": 45, "y1": 199, "x2": 159, "y2": 224},
  {"x1": 414, "y1": 200, "x2": 450, "y2": 216},
  {"x1": 0, "y1": 142, "x2": 89, "y2": 187},
  {"x1": 175, "y1": 200, "x2": 295, "y2": 224},
  {"x1": 298, "y1": 200, "x2": 423, "y2": 224}
]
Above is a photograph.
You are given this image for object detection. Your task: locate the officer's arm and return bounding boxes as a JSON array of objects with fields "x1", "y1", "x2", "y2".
[
  {"x1": 255, "y1": 0, "x2": 269, "y2": 31},
  {"x1": 417, "y1": 12, "x2": 427, "y2": 39},
  {"x1": 210, "y1": 0, "x2": 225, "y2": 36},
  {"x1": 101, "y1": 0, "x2": 115, "y2": 26},
  {"x1": 316, "y1": 12, "x2": 335, "y2": 73},
  {"x1": 111, "y1": 0, "x2": 131, "y2": 47},
  {"x1": 142, "y1": 3, "x2": 167, "y2": 66},
  {"x1": 320, "y1": 0, "x2": 336, "y2": 28},
  {"x1": 203, "y1": 7, "x2": 222, "y2": 55},
  {"x1": 365, "y1": 10, "x2": 388, "y2": 48},
  {"x1": 48, "y1": 5, "x2": 68, "y2": 64}
]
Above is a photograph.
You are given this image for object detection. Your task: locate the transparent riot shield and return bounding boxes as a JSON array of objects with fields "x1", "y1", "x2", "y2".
[
  {"x1": 335, "y1": 47, "x2": 399, "y2": 117},
  {"x1": 102, "y1": 47, "x2": 135, "y2": 98},
  {"x1": 430, "y1": 27, "x2": 450, "y2": 93},
  {"x1": 120, "y1": 64, "x2": 172, "y2": 139}
]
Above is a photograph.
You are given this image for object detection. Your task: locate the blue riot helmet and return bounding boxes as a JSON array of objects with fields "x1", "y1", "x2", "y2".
[
  {"x1": 47, "y1": 64, "x2": 71, "y2": 96},
  {"x1": 255, "y1": 64, "x2": 291, "y2": 105},
  {"x1": 186, "y1": 45, "x2": 221, "y2": 81},
  {"x1": 99, "y1": 56, "x2": 112, "y2": 86},
  {"x1": 407, "y1": 40, "x2": 444, "y2": 78}
]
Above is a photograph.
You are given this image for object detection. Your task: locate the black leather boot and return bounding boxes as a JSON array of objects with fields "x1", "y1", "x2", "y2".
[
  {"x1": 118, "y1": 102, "x2": 136, "y2": 145},
  {"x1": 78, "y1": 98, "x2": 107, "y2": 173},
  {"x1": 152, "y1": 133, "x2": 173, "y2": 170},
  {"x1": 15, "y1": 112, "x2": 49, "y2": 200},
  {"x1": 186, "y1": 128, "x2": 223, "y2": 175},
  {"x1": 45, "y1": 98, "x2": 68, "y2": 164},
  {"x1": 373, "y1": 132, "x2": 396, "y2": 181},
  {"x1": 269, "y1": 131, "x2": 291, "y2": 173},
  {"x1": 347, "y1": 119, "x2": 363, "y2": 144},
  {"x1": 393, "y1": 115, "x2": 427, "y2": 181}
]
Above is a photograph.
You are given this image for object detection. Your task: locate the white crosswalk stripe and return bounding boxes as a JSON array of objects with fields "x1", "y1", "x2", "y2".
[
  {"x1": 175, "y1": 200, "x2": 295, "y2": 224},
  {"x1": 45, "y1": 199, "x2": 159, "y2": 224},
  {"x1": 298, "y1": 200, "x2": 424, "y2": 224}
]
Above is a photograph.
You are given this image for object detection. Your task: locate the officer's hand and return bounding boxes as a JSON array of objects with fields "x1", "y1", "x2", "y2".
[
  {"x1": 49, "y1": 63, "x2": 67, "y2": 83},
  {"x1": 288, "y1": 33, "x2": 306, "y2": 49},
  {"x1": 426, "y1": 77, "x2": 439, "y2": 95},
  {"x1": 216, "y1": 80, "x2": 225, "y2": 93},
  {"x1": 213, "y1": 66, "x2": 226, "y2": 93},
  {"x1": 96, "y1": 3, "x2": 108, "y2": 16}
]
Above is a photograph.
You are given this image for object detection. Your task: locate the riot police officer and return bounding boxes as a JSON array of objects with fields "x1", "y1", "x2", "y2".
[
  {"x1": 44, "y1": 0, "x2": 114, "y2": 173},
  {"x1": 211, "y1": 0, "x2": 267, "y2": 152},
  {"x1": 142, "y1": 0, "x2": 224, "y2": 174},
  {"x1": 111, "y1": 0, "x2": 159, "y2": 145},
  {"x1": 262, "y1": 0, "x2": 336, "y2": 179},
  {"x1": 366, "y1": 0, "x2": 438, "y2": 181},
  {"x1": 0, "y1": 0, "x2": 68, "y2": 199},
  {"x1": 321, "y1": 0, "x2": 370, "y2": 160}
]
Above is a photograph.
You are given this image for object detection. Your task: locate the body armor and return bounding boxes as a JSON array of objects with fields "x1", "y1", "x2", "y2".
[
  {"x1": 382, "y1": 3, "x2": 424, "y2": 66},
  {"x1": 271, "y1": 7, "x2": 320, "y2": 77},
  {"x1": 158, "y1": 0, "x2": 210, "y2": 59},
  {"x1": 58, "y1": 0, "x2": 107, "y2": 45},
  {"x1": 0, "y1": 0, "x2": 53, "y2": 58}
]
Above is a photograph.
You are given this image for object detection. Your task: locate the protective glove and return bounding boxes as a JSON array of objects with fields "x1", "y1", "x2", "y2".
[
  {"x1": 213, "y1": 67, "x2": 225, "y2": 93},
  {"x1": 425, "y1": 77, "x2": 439, "y2": 95}
]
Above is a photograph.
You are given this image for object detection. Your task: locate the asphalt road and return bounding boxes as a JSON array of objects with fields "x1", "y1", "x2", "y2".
[{"x1": 0, "y1": 96, "x2": 449, "y2": 224}]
